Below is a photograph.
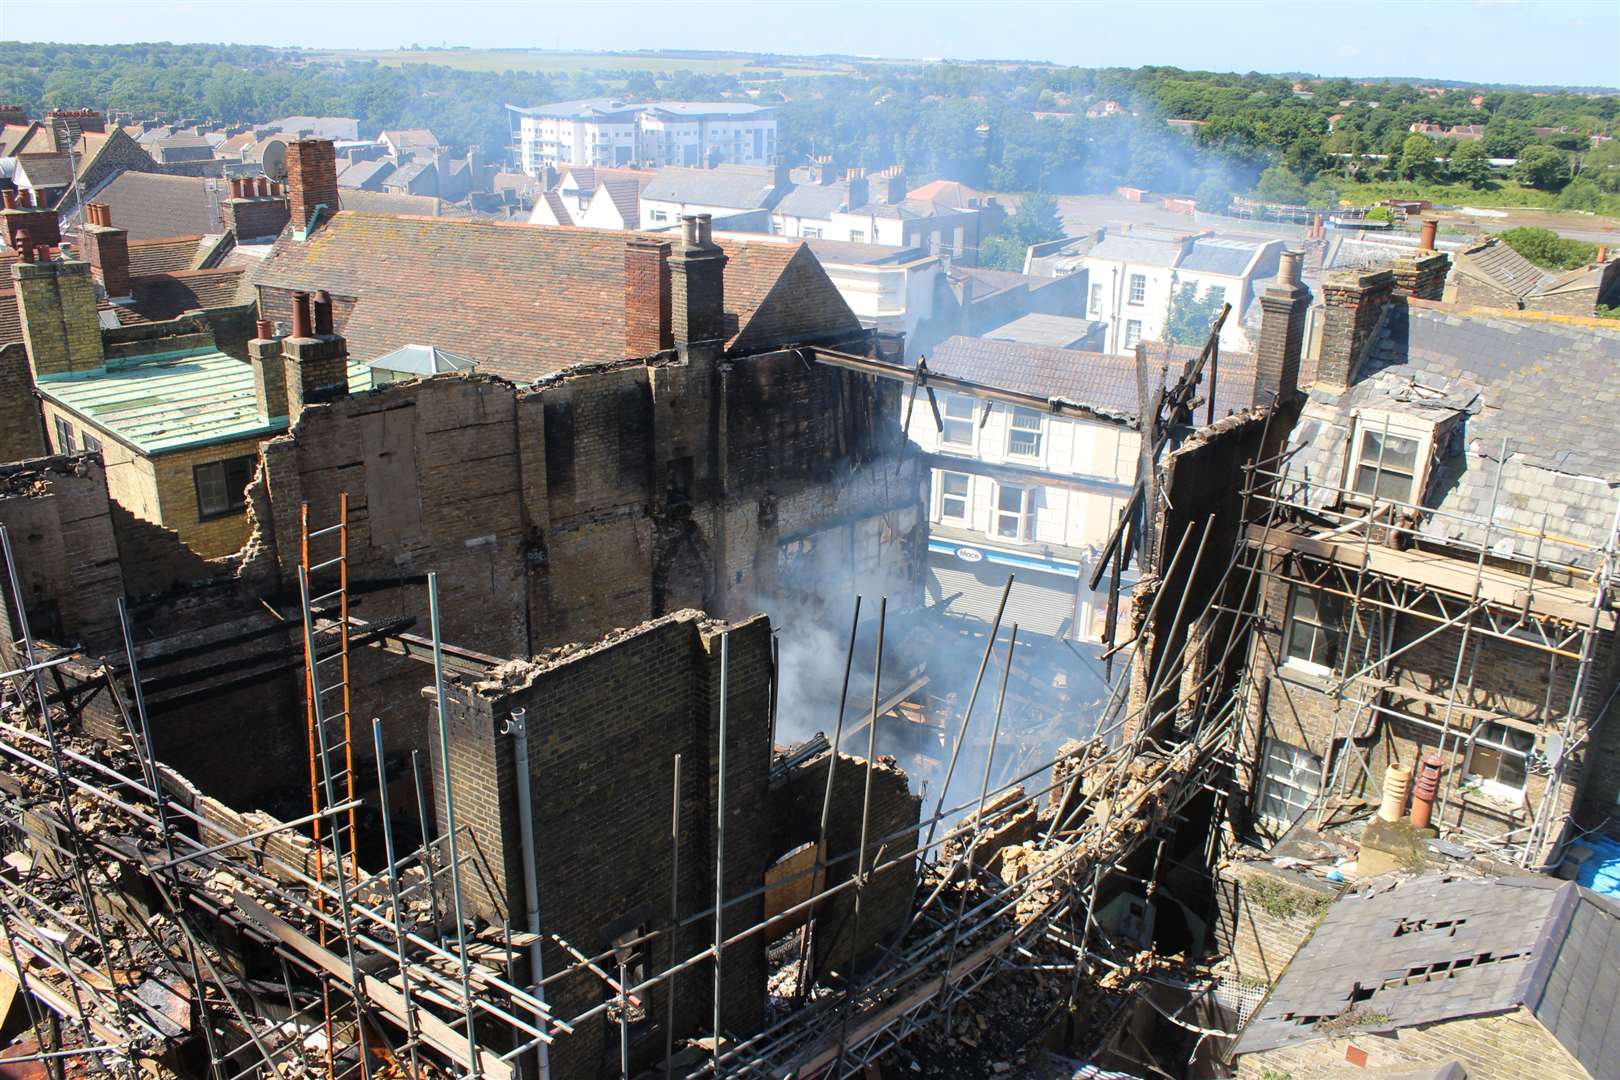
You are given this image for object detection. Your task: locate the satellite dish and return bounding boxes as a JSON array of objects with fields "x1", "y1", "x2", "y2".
[{"x1": 261, "y1": 139, "x2": 287, "y2": 182}]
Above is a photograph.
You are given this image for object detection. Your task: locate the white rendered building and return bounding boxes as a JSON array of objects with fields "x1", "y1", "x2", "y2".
[{"x1": 506, "y1": 99, "x2": 776, "y2": 175}]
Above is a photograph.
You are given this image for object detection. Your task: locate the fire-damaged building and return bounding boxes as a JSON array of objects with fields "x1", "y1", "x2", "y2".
[{"x1": 2, "y1": 136, "x2": 1618, "y2": 1080}]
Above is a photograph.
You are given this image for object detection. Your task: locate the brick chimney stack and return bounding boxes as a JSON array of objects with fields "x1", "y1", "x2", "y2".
[
  {"x1": 844, "y1": 167, "x2": 869, "y2": 211},
  {"x1": 281, "y1": 289, "x2": 349, "y2": 422},
  {"x1": 1, "y1": 191, "x2": 62, "y2": 251},
  {"x1": 10, "y1": 248, "x2": 106, "y2": 379},
  {"x1": 875, "y1": 165, "x2": 907, "y2": 205},
  {"x1": 1318, "y1": 268, "x2": 1395, "y2": 393},
  {"x1": 82, "y1": 202, "x2": 131, "y2": 301},
  {"x1": 223, "y1": 177, "x2": 291, "y2": 242},
  {"x1": 45, "y1": 108, "x2": 104, "y2": 153},
  {"x1": 670, "y1": 214, "x2": 727, "y2": 357},
  {"x1": 249, "y1": 317, "x2": 287, "y2": 423},
  {"x1": 625, "y1": 237, "x2": 673, "y2": 357},
  {"x1": 286, "y1": 139, "x2": 340, "y2": 238},
  {"x1": 1252, "y1": 250, "x2": 1310, "y2": 407}
]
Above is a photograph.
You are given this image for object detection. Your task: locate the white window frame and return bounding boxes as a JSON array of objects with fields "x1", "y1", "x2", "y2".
[
  {"x1": 939, "y1": 393, "x2": 976, "y2": 451},
  {"x1": 1256, "y1": 738, "x2": 1322, "y2": 826},
  {"x1": 936, "y1": 470, "x2": 971, "y2": 524},
  {"x1": 1205, "y1": 283, "x2": 1227, "y2": 306},
  {"x1": 1463, "y1": 721, "x2": 1535, "y2": 805},
  {"x1": 1128, "y1": 273, "x2": 1147, "y2": 305},
  {"x1": 991, "y1": 483, "x2": 1035, "y2": 543},
  {"x1": 849, "y1": 228, "x2": 866, "y2": 243},
  {"x1": 1345, "y1": 412, "x2": 1433, "y2": 508},
  {"x1": 1282, "y1": 585, "x2": 1345, "y2": 676},
  {"x1": 1123, "y1": 319, "x2": 1143, "y2": 349},
  {"x1": 1088, "y1": 282, "x2": 1103, "y2": 316},
  {"x1": 1005, "y1": 406, "x2": 1044, "y2": 461}
]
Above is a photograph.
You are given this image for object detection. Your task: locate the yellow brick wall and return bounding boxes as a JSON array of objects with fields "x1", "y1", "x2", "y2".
[
  {"x1": 151, "y1": 441, "x2": 265, "y2": 558},
  {"x1": 38, "y1": 400, "x2": 259, "y2": 559},
  {"x1": 1236, "y1": 1007, "x2": 1590, "y2": 1080}
]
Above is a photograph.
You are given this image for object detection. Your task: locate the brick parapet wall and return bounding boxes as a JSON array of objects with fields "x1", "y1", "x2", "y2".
[
  {"x1": 1213, "y1": 860, "x2": 1335, "y2": 987},
  {"x1": 1235, "y1": 1005, "x2": 1590, "y2": 1079},
  {"x1": 0, "y1": 342, "x2": 46, "y2": 463}
]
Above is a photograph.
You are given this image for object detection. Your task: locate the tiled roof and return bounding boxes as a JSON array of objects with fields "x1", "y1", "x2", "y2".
[
  {"x1": 387, "y1": 161, "x2": 432, "y2": 188},
  {"x1": 0, "y1": 123, "x2": 41, "y2": 156},
  {"x1": 1456, "y1": 238, "x2": 1549, "y2": 298},
  {"x1": 216, "y1": 132, "x2": 256, "y2": 156},
  {"x1": 338, "y1": 189, "x2": 442, "y2": 217},
  {"x1": 531, "y1": 191, "x2": 573, "y2": 226},
  {"x1": 136, "y1": 126, "x2": 175, "y2": 145},
  {"x1": 1288, "y1": 303, "x2": 1620, "y2": 568},
  {"x1": 0, "y1": 289, "x2": 20, "y2": 347},
  {"x1": 126, "y1": 236, "x2": 205, "y2": 277},
  {"x1": 906, "y1": 179, "x2": 985, "y2": 208},
  {"x1": 111, "y1": 269, "x2": 248, "y2": 324},
  {"x1": 380, "y1": 129, "x2": 439, "y2": 151},
  {"x1": 74, "y1": 172, "x2": 219, "y2": 240},
  {"x1": 1234, "y1": 873, "x2": 1620, "y2": 1079},
  {"x1": 929, "y1": 335, "x2": 1256, "y2": 423},
  {"x1": 249, "y1": 212, "x2": 846, "y2": 382}
]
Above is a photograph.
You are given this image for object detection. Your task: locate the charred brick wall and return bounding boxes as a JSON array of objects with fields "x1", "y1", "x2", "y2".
[
  {"x1": 0, "y1": 343, "x2": 46, "y2": 464},
  {"x1": 429, "y1": 612, "x2": 772, "y2": 1079},
  {"x1": 768, "y1": 750, "x2": 921, "y2": 974}
]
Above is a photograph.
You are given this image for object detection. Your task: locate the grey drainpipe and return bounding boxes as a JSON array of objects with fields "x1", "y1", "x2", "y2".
[{"x1": 503, "y1": 707, "x2": 552, "y2": 1080}]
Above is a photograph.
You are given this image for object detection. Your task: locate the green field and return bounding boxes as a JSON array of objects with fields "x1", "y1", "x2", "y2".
[{"x1": 312, "y1": 48, "x2": 851, "y2": 79}]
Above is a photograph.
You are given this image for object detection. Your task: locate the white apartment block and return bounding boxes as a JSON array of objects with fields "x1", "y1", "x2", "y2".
[
  {"x1": 506, "y1": 99, "x2": 776, "y2": 175},
  {"x1": 910, "y1": 336, "x2": 1143, "y2": 643},
  {"x1": 1079, "y1": 227, "x2": 1283, "y2": 355}
]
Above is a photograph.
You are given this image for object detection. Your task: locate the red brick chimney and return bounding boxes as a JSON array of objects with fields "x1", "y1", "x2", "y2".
[
  {"x1": 2, "y1": 193, "x2": 61, "y2": 251},
  {"x1": 286, "y1": 139, "x2": 340, "y2": 238},
  {"x1": 625, "y1": 237, "x2": 673, "y2": 356},
  {"x1": 222, "y1": 177, "x2": 291, "y2": 242},
  {"x1": 82, "y1": 202, "x2": 131, "y2": 300},
  {"x1": 282, "y1": 287, "x2": 350, "y2": 422}
]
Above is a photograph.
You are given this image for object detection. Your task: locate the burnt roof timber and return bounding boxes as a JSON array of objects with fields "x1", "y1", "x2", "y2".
[{"x1": 810, "y1": 346, "x2": 1143, "y2": 429}]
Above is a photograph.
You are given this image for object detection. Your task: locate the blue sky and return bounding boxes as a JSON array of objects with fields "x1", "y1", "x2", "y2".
[{"x1": 16, "y1": 0, "x2": 1620, "y2": 88}]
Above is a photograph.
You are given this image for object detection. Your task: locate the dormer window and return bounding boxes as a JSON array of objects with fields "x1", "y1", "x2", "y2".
[{"x1": 1345, "y1": 412, "x2": 1434, "y2": 508}]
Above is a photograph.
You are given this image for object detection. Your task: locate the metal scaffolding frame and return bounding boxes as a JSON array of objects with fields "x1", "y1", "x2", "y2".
[
  {"x1": 0, "y1": 423, "x2": 1279, "y2": 1078},
  {"x1": 1237, "y1": 448, "x2": 1620, "y2": 870}
]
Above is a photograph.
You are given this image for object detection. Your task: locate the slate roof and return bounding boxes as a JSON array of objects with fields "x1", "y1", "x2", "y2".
[
  {"x1": 1234, "y1": 874, "x2": 1620, "y2": 1079},
  {"x1": 1088, "y1": 231, "x2": 1189, "y2": 266},
  {"x1": 337, "y1": 159, "x2": 396, "y2": 189},
  {"x1": 1179, "y1": 236, "x2": 1264, "y2": 276},
  {"x1": 929, "y1": 335, "x2": 1257, "y2": 424},
  {"x1": 126, "y1": 237, "x2": 204, "y2": 277},
  {"x1": 14, "y1": 154, "x2": 74, "y2": 190},
  {"x1": 1455, "y1": 239, "x2": 1550, "y2": 298},
  {"x1": 776, "y1": 181, "x2": 853, "y2": 220},
  {"x1": 984, "y1": 313, "x2": 1103, "y2": 348},
  {"x1": 249, "y1": 211, "x2": 855, "y2": 382},
  {"x1": 506, "y1": 99, "x2": 641, "y2": 121},
  {"x1": 595, "y1": 178, "x2": 642, "y2": 226},
  {"x1": 267, "y1": 116, "x2": 361, "y2": 141},
  {"x1": 387, "y1": 161, "x2": 433, "y2": 189},
  {"x1": 1286, "y1": 304, "x2": 1620, "y2": 569},
  {"x1": 74, "y1": 172, "x2": 219, "y2": 240},
  {"x1": 641, "y1": 165, "x2": 783, "y2": 212}
]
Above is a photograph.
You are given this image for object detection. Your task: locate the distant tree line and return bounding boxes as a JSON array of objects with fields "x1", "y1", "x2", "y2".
[{"x1": 2, "y1": 42, "x2": 1615, "y2": 211}]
